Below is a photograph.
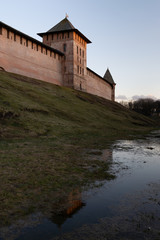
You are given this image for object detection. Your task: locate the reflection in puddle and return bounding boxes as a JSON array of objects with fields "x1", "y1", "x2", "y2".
[
  {"x1": 0, "y1": 131, "x2": 160, "y2": 240},
  {"x1": 0, "y1": 190, "x2": 86, "y2": 240},
  {"x1": 51, "y1": 190, "x2": 86, "y2": 228}
]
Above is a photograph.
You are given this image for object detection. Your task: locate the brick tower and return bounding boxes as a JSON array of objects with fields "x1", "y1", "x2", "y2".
[{"x1": 38, "y1": 16, "x2": 91, "y2": 90}]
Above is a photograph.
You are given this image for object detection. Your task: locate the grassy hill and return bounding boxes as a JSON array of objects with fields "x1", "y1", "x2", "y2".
[
  {"x1": 0, "y1": 71, "x2": 155, "y2": 141},
  {"x1": 0, "y1": 71, "x2": 157, "y2": 225}
]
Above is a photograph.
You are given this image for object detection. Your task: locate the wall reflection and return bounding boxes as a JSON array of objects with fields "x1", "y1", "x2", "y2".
[{"x1": 51, "y1": 189, "x2": 86, "y2": 228}]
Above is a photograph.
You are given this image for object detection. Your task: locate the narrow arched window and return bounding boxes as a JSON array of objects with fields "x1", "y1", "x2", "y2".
[
  {"x1": 77, "y1": 65, "x2": 79, "y2": 74},
  {"x1": 63, "y1": 43, "x2": 67, "y2": 52}
]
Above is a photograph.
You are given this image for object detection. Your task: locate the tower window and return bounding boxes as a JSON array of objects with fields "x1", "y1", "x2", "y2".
[
  {"x1": 77, "y1": 65, "x2": 79, "y2": 74},
  {"x1": 80, "y1": 48, "x2": 81, "y2": 56},
  {"x1": 82, "y1": 50, "x2": 84, "y2": 58},
  {"x1": 63, "y1": 43, "x2": 67, "y2": 52},
  {"x1": 0, "y1": 26, "x2": 2, "y2": 35},
  {"x1": 46, "y1": 35, "x2": 48, "y2": 41},
  {"x1": 52, "y1": 34, "x2": 54, "y2": 40},
  {"x1": 14, "y1": 33, "x2": 16, "y2": 41},
  {"x1": 68, "y1": 32, "x2": 70, "y2": 38}
]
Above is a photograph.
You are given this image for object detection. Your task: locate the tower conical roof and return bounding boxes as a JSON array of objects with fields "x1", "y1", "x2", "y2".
[{"x1": 103, "y1": 69, "x2": 115, "y2": 85}]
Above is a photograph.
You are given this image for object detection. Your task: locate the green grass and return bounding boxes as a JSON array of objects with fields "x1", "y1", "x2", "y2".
[
  {"x1": 0, "y1": 71, "x2": 156, "y2": 141},
  {"x1": 0, "y1": 71, "x2": 158, "y2": 226}
]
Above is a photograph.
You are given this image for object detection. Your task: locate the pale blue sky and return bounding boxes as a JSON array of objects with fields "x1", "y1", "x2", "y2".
[{"x1": 1, "y1": 0, "x2": 160, "y2": 100}]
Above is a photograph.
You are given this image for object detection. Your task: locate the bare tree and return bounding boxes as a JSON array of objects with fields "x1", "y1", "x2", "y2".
[
  {"x1": 154, "y1": 100, "x2": 160, "y2": 116},
  {"x1": 128, "y1": 98, "x2": 156, "y2": 116}
]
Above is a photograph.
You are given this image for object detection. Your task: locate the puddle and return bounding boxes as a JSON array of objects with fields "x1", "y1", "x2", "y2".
[{"x1": 0, "y1": 131, "x2": 160, "y2": 240}]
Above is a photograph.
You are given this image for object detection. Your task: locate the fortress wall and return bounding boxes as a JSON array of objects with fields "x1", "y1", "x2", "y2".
[
  {"x1": 74, "y1": 74, "x2": 87, "y2": 91},
  {"x1": 86, "y1": 69, "x2": 113, "y2": 100},
  {"x1": 0, "y1": 21, "x2": 115, "y2": 101},
  {"x1": 0, "y1": 27, "x2": 63, "y2": 85}
]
